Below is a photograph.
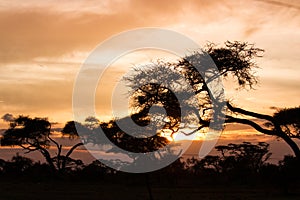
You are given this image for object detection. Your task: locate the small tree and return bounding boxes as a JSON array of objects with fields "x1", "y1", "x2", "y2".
[
  {"x1": 84, "y1": 116, "x2": 100, "y2": 129},
  {"x1": 215, "y1": 142, "x2": 272, "y2": 173},
  {"x1": 4, "y1": 154, "x2": 34, "y2": 175},
  {"x1": 187, "y1": 142, "x2": 271, "y2": 175},
  {"x1": 1, "y1": 115, "x2": 84, "y2": 172}
]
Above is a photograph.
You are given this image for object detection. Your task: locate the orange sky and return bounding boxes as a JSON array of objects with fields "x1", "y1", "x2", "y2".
[{"x1": 0, "y1": 0, "x2": 299, "y2": 132}]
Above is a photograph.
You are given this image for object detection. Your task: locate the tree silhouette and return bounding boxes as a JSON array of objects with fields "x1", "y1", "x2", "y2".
[
  {"x1": 187, "y1": 142, "x2": 271, "y2": 177},
  {"x1": 125, "y1": 41, "x2": 300, "y2": 159},
  {"x1": 60, "y1": 114, "x2": 176, "y2": 174},
  {"x1": 1, "y1": 116, "x2": 85, "y2": 172},
  {"x1": 98, "y1": 117, "x2": 169, "y2": 154},
  {"x1": 226, "y1": 104, "x2": 300, "y2": 159},
  {"x1": 3, "y1": 154, "x2": 34, "y2": 175},
  {"x1": 214, "y1": 142, "x2": 271, "y2": 173},
  {"x1": 272, "y1": 107, "x2": 300, "y2": 140},
  {"x1": 84, "y1": 116, "x2": 100, "y2": 130}
]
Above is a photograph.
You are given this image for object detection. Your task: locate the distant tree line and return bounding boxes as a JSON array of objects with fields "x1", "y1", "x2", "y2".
[{"x1": 0, "y1": 142, "x2": 299, "y2": 192}]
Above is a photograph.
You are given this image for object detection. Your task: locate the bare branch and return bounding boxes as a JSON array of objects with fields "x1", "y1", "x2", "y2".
[
  {"x1": 227, "y1": 102, "x2": 275, "y2": 123},
  {"x1": 225, "y1": 115, "x2": 275, "y2": 136}
]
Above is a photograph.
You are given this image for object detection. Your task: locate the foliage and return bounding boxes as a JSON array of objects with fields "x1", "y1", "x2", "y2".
[
  {"x1": 0, "y1": 142, "x2": 298, "y2": 193},
  {"x1": 124, "y1": 41, "x2": 300, "y2": 159},
  {"x1": 273, "y1": 107, "x2": 300, "y2": 139},
  {"x1": 98, "y1": 117, "x2": 169, "y2": 153},
  {"x1": 214, "y1": 142, "x2": 272, "y2": 173},
  {"x1": 187, "y1": 142, "x2": 271, "y2": 175},
  {"x1": 1, "y1": 116, "x2": 84, "y2": 172},
  {"x1": 203, "y1": 41, "x2": 263, "y2": 88},
  {"x1": 1, "y1": 116, "x2": 51, "y2": 148}
]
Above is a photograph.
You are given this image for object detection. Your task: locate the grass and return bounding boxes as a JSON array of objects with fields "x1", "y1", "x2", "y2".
[{"x1": 0, "y1": 180, "x2": 299, "y2": 200}]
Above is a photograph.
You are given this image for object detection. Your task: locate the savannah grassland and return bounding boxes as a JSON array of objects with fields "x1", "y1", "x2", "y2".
[{"x1": 0, "y1": 177, "x2": 299, "y2": 200}]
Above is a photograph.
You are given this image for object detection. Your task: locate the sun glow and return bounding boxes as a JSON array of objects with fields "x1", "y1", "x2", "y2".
[{"x1": 160, "y1": 129, "x2": 208, "y2": 142}]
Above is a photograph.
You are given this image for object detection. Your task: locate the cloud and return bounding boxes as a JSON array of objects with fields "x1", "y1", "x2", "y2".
[
  {"x1": 0, "y1": 0, "x2": 239, "y2": 64},
  {"x1": 1, "y1": 113, "x2": 14, "y2": 122},
  {"x1": 254, "y1": 0, "x2": 300, "y2": 10},
  {"x1": 0, "y1": 78, "x2": 74, "y2": 121},
  {"x1": 0, "y1": 11, "x2": 136, "y2": 63},
  {"x1": 0, "y1": 0, "x2": 299, "y2": 64},
  {"x1": 0, "y1": 0, "x2": 299, "y2": 125},
  {"x1": 0, "y1": 0, "x2": 129, "y2": 14},
  {"x1": 0, "y1": 1, "x2": 175, "y2": 63}
]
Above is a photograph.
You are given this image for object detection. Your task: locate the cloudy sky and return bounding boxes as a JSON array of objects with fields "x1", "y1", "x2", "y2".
[{"x1": 0, "y1": 0, "x2": 299, "y2": 130}]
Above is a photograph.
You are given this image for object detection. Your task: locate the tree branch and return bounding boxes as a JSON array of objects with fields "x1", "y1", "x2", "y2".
[
  {"x1": 225, "y1": 115, "x2": 275, "y2": 136},
  {"x1": 61, "y1": 142, "x2": 84, "y2": 171},
  {"x1": 227, "y1": 102, "x2": 275, "y2": 123},
  {"x1": 182, "y1": 124, "x2": 208, "y2": 136},
  {"x1": 65, "y1": 142, "x2": 84, "y2": 158},
  {"x1": 48, "y1": 134, "x2": 60, "y2": 152}
]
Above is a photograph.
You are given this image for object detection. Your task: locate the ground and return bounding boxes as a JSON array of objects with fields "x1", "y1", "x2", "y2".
[{"x1": 0, "y1": 180, "x2": 299, "y2": 200}]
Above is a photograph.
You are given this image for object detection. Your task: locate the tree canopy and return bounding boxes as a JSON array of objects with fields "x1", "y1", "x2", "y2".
[
  {"x1": 124, "y1": 41, "x2": 300, "y2": 159},
  {"x1": 1, "y1": 115, "x2": 85, "y2": 172}
]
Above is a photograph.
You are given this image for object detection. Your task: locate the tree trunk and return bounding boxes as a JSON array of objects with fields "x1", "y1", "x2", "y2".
[
  {"x1": 40, "y1": 148, "x2": 56, "y2": 172},
  {"x1": 145, "y1": 173, "x2": 154, "y2": 200},
  {"x1": 278, "y1": 131, "x2": 300, "y2": 160}
]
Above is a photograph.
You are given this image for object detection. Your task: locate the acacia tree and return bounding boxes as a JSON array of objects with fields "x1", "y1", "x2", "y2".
[
  {"x1": 125, "y1": 41, "x2": 300, "y2": 159},
  {"x1": 187, "y1": 142, "x2": 271, "y2": 174},
  {"x1": 1, "y1": 116, "x2": 85, "y2": 172},
  {"x1": 96, "y1": 115, "x2": 177, "y2": 200}
]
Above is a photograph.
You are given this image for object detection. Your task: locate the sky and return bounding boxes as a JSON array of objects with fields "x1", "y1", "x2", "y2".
[{"x1": 0, "y1": 0, "x2": 299, "y2": 160}]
